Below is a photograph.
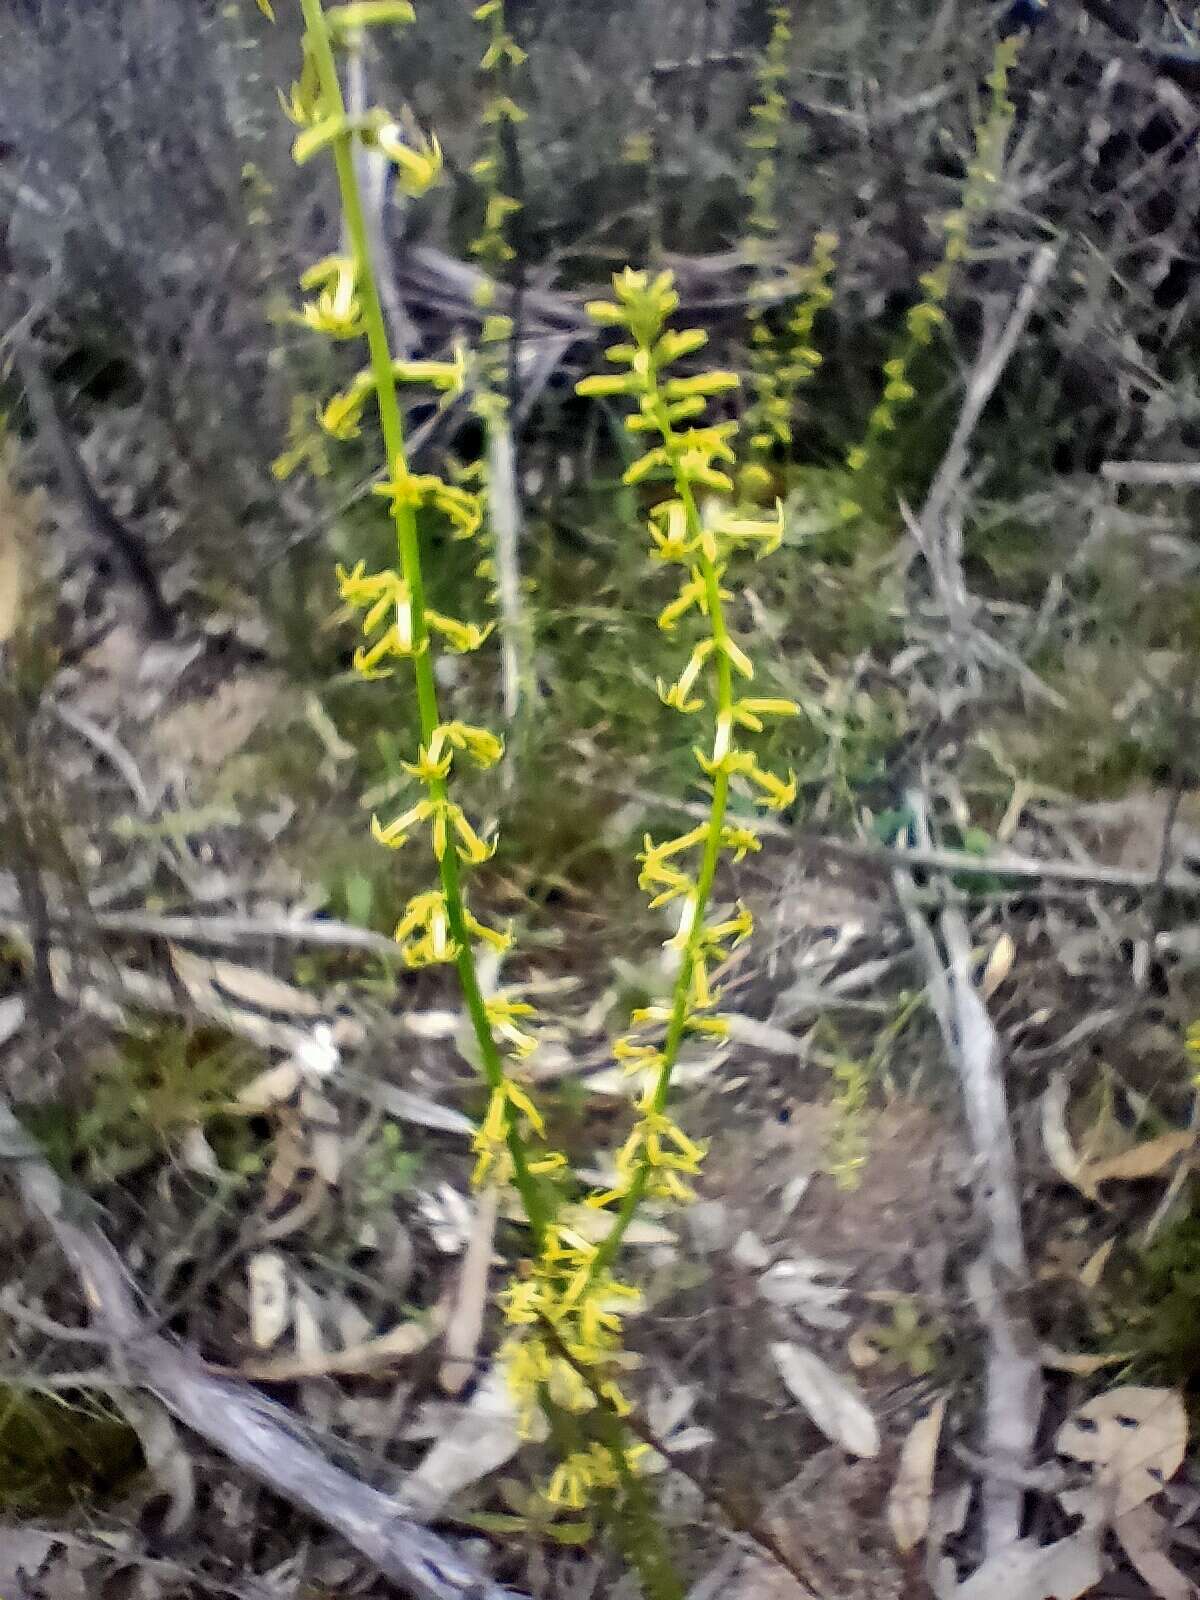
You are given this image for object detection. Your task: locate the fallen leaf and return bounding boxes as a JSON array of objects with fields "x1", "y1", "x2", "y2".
[
  {"x1": 441, "y1": 1184, "x2": 500, "y2": 1397},
  {"x1": 301, "y1": 1087, "x2": 342, "y2": 1185},
  {"x1": 1079, "y1": 1237, "x2": 1115, "y2": 1289},
  {"x1": 996, "y1": 780, "x2": 1033, "y2": 844},
  {"x1": 238, "y1": 1305, "x2": 443, "y2": 1381},
  {"x1": 938, "y1": 1527, "x2": 1102, "y2": 1600},
  {"x1": 1056, "y1": 1385, "x2": 1187, "y2": 1516},
  {"x1": 847, "y1": 1326, "x2": 882, "y2": 1369},
  {"x1": 1039, "y1": 1345, "x2": 1130, "y2": 1376},
  {"x1": 179, "y1": 1124, "x2": 220, "y2": 1177},
  {"x1": 335, "y1": 1296, "x2": 372, "y2": 1350},
  {"x1": 291, "y1": 1281, "x2": 326, "y2": 1363},
  {"x1": 170, "y1": 947, "x2": 314, "y2": 1052},
  {"x1": 770, "y1": 1340, "x2": 880, "y2": 1458},
  {"x1": 553, "y1": 1202, "x2": 675, "y2": 1248},
  {"x1": 1082, "y1": 1131, "x2": 1195, "y2": 1189},
  {"x1": 237, "y1": 1060, "x2": 303, "y2": 1112},
  {"x1": 0, "y1": 499, "x2": 25, "y2": 645},
  {"x1": 0, "y1": 995, "x2": 25, "y2": 1049},
  {"x1": 117, "y1": 1392, "x2": 195, "y2": 1535},
  {"x1": 1113, "y1": 1503, "x2": 1194, "y2": 1600},
  {"x1": 887, "y1": 1393, "x2": 947, "y2": 1552},
  {"x1": 419, "y1": 1183, "x2": 474, "y2": 1254},
  {"x1": 403, "y1": 1008, "x2": 461, "y2": 1040},
  {"x1": 759, "y1": 1256, "x2": 851, "y2": 1331},
  {"x1": 247, "y1": 1249, "x2": 291, "y2": 1349},
  {"x1": 733, "y1": 1229, "x2": 772, "y2": 1270},
  {"x1": 981, "y1": 933, "x2": 1016, "y2": 1000},
  {"x1": 373, "y1": 1084, "x2": 475, "y2": 1137},
  {"x1": 642, "y1": 1384, "x2": 714, "y2": 1472},
  {"x1": 1041, "y1": 1073, "x2": 1094, "y2": 1199},
  {"x1": 402, "y1": 1364, "x2": 540, "y2": 1517},
  {"x1": 188, "y1": 953, "x2": 324, "y2": 1017},
  {"x1": 256, "y1": 1172, "x2": 329, "y2": 1244},
  {"x1": 0, "y1": 1529, "x2": 58, "y2": 1592}
]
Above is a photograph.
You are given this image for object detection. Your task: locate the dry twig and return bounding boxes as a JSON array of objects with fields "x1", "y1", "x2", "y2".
[
  {"x1": 892, "y1": 789, "x2": 1041, "y2": 1559},
  {"x1": 0, "y1": 1094, "x2": 520, "y2": 1600}
]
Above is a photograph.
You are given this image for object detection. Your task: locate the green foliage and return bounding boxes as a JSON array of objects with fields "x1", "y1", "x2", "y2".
[
  {"x1": 862, "y1": 1297, "x2": 942, "y2": 1377},
  {"x1": 357, "y1": 1118, "x2": 423, "y2": 1206},
  {"x1": 462, "y1": 1474, "x2": 594, "y2": 1547},
  {"x1": 824, "y1": 1050, "x2": 872, "y2": 1189},
  {"x1": 25, "y1": 1024, "x2": 258, "y2": 1184},
  {"x1": 0, "y1": 1386, "x2": 142, "y2": 1514},
  {"x1": 1108, "y1": 1206, "x2": 1200, "y2": 1389},
  {"x1": 818, "y1": 990, "x2": 924, "y2": 1185}
]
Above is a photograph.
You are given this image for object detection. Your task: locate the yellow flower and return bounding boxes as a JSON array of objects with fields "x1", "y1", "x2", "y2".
[
  {"x1": 375, "y1": 123, "x2": 443, "y2": 196},
  {"x1": 319, "y1": 382, "x2": 372, "y2": 439},
  {"x1": 481, "y1": 95, "x2": 527, "y2": 124},
  {"x1": 485, "y1": 995, "x2": 539, "y2": 1058},
  {"x1": 420, "y1": 798, "x2": 495, "y2": 864},
  {"x1": 636, "y1": 855, "x2": 695, "y2": 910},
  {"x1": 425, "y1": 610, "x2": 494, "y2": 653},
  {"x1": 372, "y1": 463, "x2": 483, "y2": 540},
  {"x1": 337, "y1": 563, "x2": 419, "y2": 675},
  {"x1": 480, "y1": 32, "x2": 528, "y2": 70},
  {"x1": 292, "y1": 111, "x2": 353, "y2": 166},
  {"x1": 371, "y1": 799, "x2": 431, "y2": 851},
  {"x1": 647, "y1": 500, "x2": 693, "y2": 564},
  {"x1": 546, "y1": 1452, "x2": 598, "y2": 1511},
  {"x1": 325, "y1": 1, "x2": 416, "y2": 27},
  {"x1": 472, "y1": 1074, "x2": 548, "y2": 1185},
  {"x1": 732, "y1": 696, "x2": 800, "y2": 732},
  {"x1": 713, "y1": 502, "x2": 785, "y2": 558},
  {"x1": 393, "y1": 890, "x2": 456, "y2": 966},
  {"x1": 612, "y1": 1036, "x2": 665, "y2": 1074},
  {"x1": 746, "y1": 762, "x2": 797, "y2": 811},
  {"x1": 402, "y1": 741, "x2": 453, "y2": 783},
  {"x1": 546, "y1": 1361, "x2": 595, "y2": 1417},
  {"x1": 295, "y1": 254, "x2": 362, "y2": 338},
  {"x1": 720, "y1": 822, "x2": 762, "y2": 861},
  {"x1": 617, "y1": 1105, "x2": 707, "y2": 1180},
  {"x1": 657, "y1": 571, "x2": 710, "y2": 632},
  {"x1": 435, "y1": 720, "x2": 504, "y2": 768}
]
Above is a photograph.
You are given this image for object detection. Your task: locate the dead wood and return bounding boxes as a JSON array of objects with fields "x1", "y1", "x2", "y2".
[{"x1": 0, "y1": 1094, "x2": 521, "y2": 1600}]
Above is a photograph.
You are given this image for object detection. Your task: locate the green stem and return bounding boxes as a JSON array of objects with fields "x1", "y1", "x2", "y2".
[
  {"x1": 300, "y1": 0, "x2": 547, "y2": 1246},
  {"x1": 593, "y1": 1405, "x2": 684, "y2": 1600}
]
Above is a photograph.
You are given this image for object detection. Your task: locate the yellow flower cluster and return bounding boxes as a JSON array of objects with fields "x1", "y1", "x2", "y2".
[
  {"x1": 488, "y1": 269, "x2": 799, "y2": 1501},
  {"x1": 315, "y1": 349, "x2": 466, "y2": 445},
  {"x1": 743, "y1": 4, "x2": 790, "y2": 249},
  {"x1": 275, "y1": 2, "x2": 561, "y2": 1263},
  {"x1": 469, "y1": 0, "x2": 526, "y2": 298},
  {"x1": 846, "y1": 33, "x2": 1021, "y2": 479},
  {"x1": 464, "y1": 0, "x2": 533, "y2": 663},
  {"x1": 274, "y1": 1, "x2": 794, "y2": 1531},
  {"x1": 743, "y1": 230, "x2": 839, "y2": 496},
  {"x1": 497, "y1": 1212, "x2": 652, "y2": 1507},
  {"x1": 739, "y1": 7, "x2": 839, "y2": 494}
]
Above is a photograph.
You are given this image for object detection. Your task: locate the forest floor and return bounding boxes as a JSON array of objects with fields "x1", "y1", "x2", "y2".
[{"x1": 5, "y1": 433, "x2": 1200, "y2": 1600}]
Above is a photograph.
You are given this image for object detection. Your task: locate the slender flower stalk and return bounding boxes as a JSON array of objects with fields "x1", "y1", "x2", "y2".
[
  {"x1": 846, "y1": 32, "x2": 1022, "y2": 483},
  {"x1": 739, "y1": 5, "x2": 839, "y2": 499},
  {"x1": 291, "y1": 0, "x2": 550, "y2": 1243},
  {"x1": 490, "y1": 274, "x2": 797, "y2": 1519},
  {"x1": 468, "y1": 0, "x2": 535, "y2": 729},
  {"x1": 273, "y1": 0, "x2": 796, "y2": 1545}
]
